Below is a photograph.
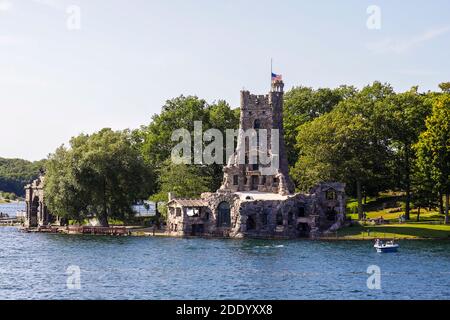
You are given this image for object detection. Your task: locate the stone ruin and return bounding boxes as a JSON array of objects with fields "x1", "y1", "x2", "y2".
[
  {"x1": 167, "y1": 79, "x2": 346, "y2": 238},
  {"x1": 24, "y1": 171, "x2": 67, "y2": 228},
  {"x1": 24, "y1": 172, "x2": 52, "y2": 228}
]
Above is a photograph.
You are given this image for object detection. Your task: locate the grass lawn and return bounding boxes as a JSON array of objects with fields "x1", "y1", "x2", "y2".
[
  {"x1": 341, "y1": 204, "x2": 449, "y2": 239},
  {"x1": 347, "y1": 209, "x2": 444, "y2": 223},
  {"x1": 337, "y1": 222, "x2": 450, "y2": 239}
]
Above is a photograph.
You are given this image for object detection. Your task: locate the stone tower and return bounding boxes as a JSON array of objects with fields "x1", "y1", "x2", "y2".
[{"x1": 220, "y1": 79, "x2": 295, "y2": 195}]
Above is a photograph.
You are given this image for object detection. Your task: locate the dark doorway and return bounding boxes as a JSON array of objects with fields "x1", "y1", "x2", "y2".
[
  {"x1": 217, "y1": 202, "x2": 231, "y2": 227},
  {"x1": 297, "y1": 223, "x2": 310, "y2": 238},
  {"x1": 191, "y1": 224, "x2": 204, "y2": 236},
  {"x1": 29, "y1": 196, "x2": 39, "y2": 227},
  {"x1": 276, "y1": 212, "x2": 283, "y2": 226},
  {"x1": 246, "y1": 215, "x2": 256, "y2": 231},
  {"x1": 326, "y1": 207, "x2": 337, "y2": 221}
]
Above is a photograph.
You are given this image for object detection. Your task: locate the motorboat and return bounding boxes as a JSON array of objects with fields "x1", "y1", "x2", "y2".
[{"x1": 374, "y1": 239, "x2": 399, "y2": 253}]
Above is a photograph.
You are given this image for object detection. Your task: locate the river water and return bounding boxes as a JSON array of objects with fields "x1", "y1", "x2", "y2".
[
  {"x1": 0, "y1": 201, "x2": 25, "y2": 217},
  {"x1": 0, "y1": 226, "x2": 449, "y2": 300}
]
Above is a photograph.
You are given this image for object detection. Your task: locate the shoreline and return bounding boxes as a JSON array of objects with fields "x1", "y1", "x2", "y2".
[{"x1": 4, "y1": 225, "x2": 449, "y2": 241}]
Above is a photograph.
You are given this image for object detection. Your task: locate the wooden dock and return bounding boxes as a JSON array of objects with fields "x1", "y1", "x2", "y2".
[
  {"x1": 19, "y1": 225, "x2": 129, "y2": 236},
  {"x1": 66, "y1": 226, "x2": 128, "y2": 236},
  {"x1": 0, "y1": 218, "x2": 20, "y2": 226}
]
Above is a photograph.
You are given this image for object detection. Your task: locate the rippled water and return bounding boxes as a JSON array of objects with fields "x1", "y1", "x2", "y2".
[{"x1": 0, "y1": 226, "x2": 449, "y2": 300}]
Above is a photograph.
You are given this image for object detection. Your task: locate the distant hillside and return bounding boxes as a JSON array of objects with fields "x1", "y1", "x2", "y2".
[{"x1": 0, "y1": 157, "x2": 46, "y2": 197}]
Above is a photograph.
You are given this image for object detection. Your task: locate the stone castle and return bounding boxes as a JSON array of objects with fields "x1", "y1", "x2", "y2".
[
  {"x1": 23, "y1": 77, "x2": 346, "y2": 238},
  {"x1": 167, "y1": 79, "x2": 346, "y2": 238}
]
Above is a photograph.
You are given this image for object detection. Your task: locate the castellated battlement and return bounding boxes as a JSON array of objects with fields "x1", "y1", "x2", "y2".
[{"x1": 240, "y1": 92, "x2": 270, "y2": 110}]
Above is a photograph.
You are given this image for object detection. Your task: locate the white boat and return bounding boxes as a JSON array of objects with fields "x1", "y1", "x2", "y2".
[{"x1": 374, "y1": 239, "x2": 399, "y2": 253}]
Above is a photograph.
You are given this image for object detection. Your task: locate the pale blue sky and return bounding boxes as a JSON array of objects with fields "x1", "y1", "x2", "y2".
[{"x1": 1, "y1": 0, "x2": 449, "y2": 160}]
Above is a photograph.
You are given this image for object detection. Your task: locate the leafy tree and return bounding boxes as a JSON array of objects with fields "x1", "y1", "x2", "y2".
[
  {"x1": 382, "y1": 87, "x2": 432, "y2": 219},
  {"x1": 150, "y1": 160, "x2": 211, "y2": 202},
  {"x1": 283, "y1": 85, "x2": 356, "y2": 165},
  {"x1": 140, "y1": 96, "x2": 239, "y2": 193},
  {"x1": 415, "y1": 94, "x2": 450, "y2": 224},
  {"x1": 0, "y1": 158, "x2": 46, "y2": 196},
  {"x1": 45, "y1": 129, "x2": 153, "y2": 226},
  {"x1": 438, "y1": 82, "x2": 450, "y2": 93},
  {"x1": 141, "y1": 96, "x2": 209, "y2": 168},
  {"x1": 292, "y1": 82, "x2": 394, "y2": 219},
  {"x1": 411, "y1": 165, "x2": 437, "y2": 222},
  {"x1": 203, "y1": 100, "x2": 240, "y2": 190}
]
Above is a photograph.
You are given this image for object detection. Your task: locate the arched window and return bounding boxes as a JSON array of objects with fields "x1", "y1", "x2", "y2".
[
  {"x1": 298, "y1": 206, "x2": 305, "y2": 217},
  {"x1": 217, "y1": 202, "x2": 231, "y2": 227},
  {"x1": 326, "y1": 189, "x2": 337, "y2": 200}
]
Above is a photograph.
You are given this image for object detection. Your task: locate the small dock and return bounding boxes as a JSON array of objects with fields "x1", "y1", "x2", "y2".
[
  {"x1": 0, "y1": 218, "x2": 21, "y2": 226},
  {"x1": 19, "y1": 225, "x2": 130, "y2": 236},
  {"x1": 65, "y1": 226, "x2": 128, "y2": 236}
]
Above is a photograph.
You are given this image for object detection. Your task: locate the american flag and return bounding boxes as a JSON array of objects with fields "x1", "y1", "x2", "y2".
[{"x1": 271, "y1": 72, "x2": 282, "y2": 82}]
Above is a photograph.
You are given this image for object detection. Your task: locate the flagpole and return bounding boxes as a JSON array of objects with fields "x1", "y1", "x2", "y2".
[{"x1": 270, "y1": 58, "x2": 273, "y2": 88}]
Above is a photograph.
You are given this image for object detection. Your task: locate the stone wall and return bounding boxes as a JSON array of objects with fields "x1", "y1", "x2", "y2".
[{"x1": 166, "y1": 182, "x2": 346, "y2": 239}]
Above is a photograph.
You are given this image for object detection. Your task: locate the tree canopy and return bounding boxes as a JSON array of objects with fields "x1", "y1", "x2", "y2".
[
  {"x1": 0, "y1": 158, "x2": 46, "y2": 196},
  {"x1": 44, "y1": 128, "x2": 153, "y2": 226},
  {"x1": 415, "y1": 94, "x2": 450, "y2": 223},
  {"x1": 140, "y1": 96, "x2": 239, "y2": 191}
]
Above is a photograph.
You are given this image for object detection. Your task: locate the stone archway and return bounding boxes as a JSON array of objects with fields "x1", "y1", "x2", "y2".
[
  {"x1": 24, "y1": 174, "x2": 53, "y2": 228},
  {"x1": 27, "y1": 196, "x2": 39, "y2": 228}
]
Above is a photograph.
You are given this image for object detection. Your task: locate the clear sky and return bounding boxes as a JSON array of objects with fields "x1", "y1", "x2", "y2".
[{"x1": 1, "y1": 0, "x2": 449, "y2": 161}]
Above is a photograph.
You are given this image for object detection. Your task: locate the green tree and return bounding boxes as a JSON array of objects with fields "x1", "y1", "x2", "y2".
[
  {"x1": 283, "y1": 85, "x2": 356, "y2": 165},
  {"x1": 382, "y1": 87, "x2": 432, "y2": 220},
  {"x1": 0, "y1": 158, "x2": 46, "y2": 196},
  {"x1": 141, "y1": 95, "x2": 209, "y2": 168},
  {"x1": 415, "y1": 94, "x2": 450, "y2": 224},
  {"x1": 203, "y1": 100, "x2": 240, "y2": 190},
  {"x1": 411, "y1": 164, "x2": 437, "y2": 222},
  {"x1": 150, "y1": 160, "x2": 211, "y2": 203},
  {"x1": 438, "y1": 82, "x2": 450, "y2": 93},
  {"x1": 140, "y1": 96, "x2": 239, "y2": 193},
  {"x1": 292, "y1": 82, "x2": 394, "y2": 219},
  {"x1": 45, "y1": 129, "x2": 153, "y2": 226}
]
